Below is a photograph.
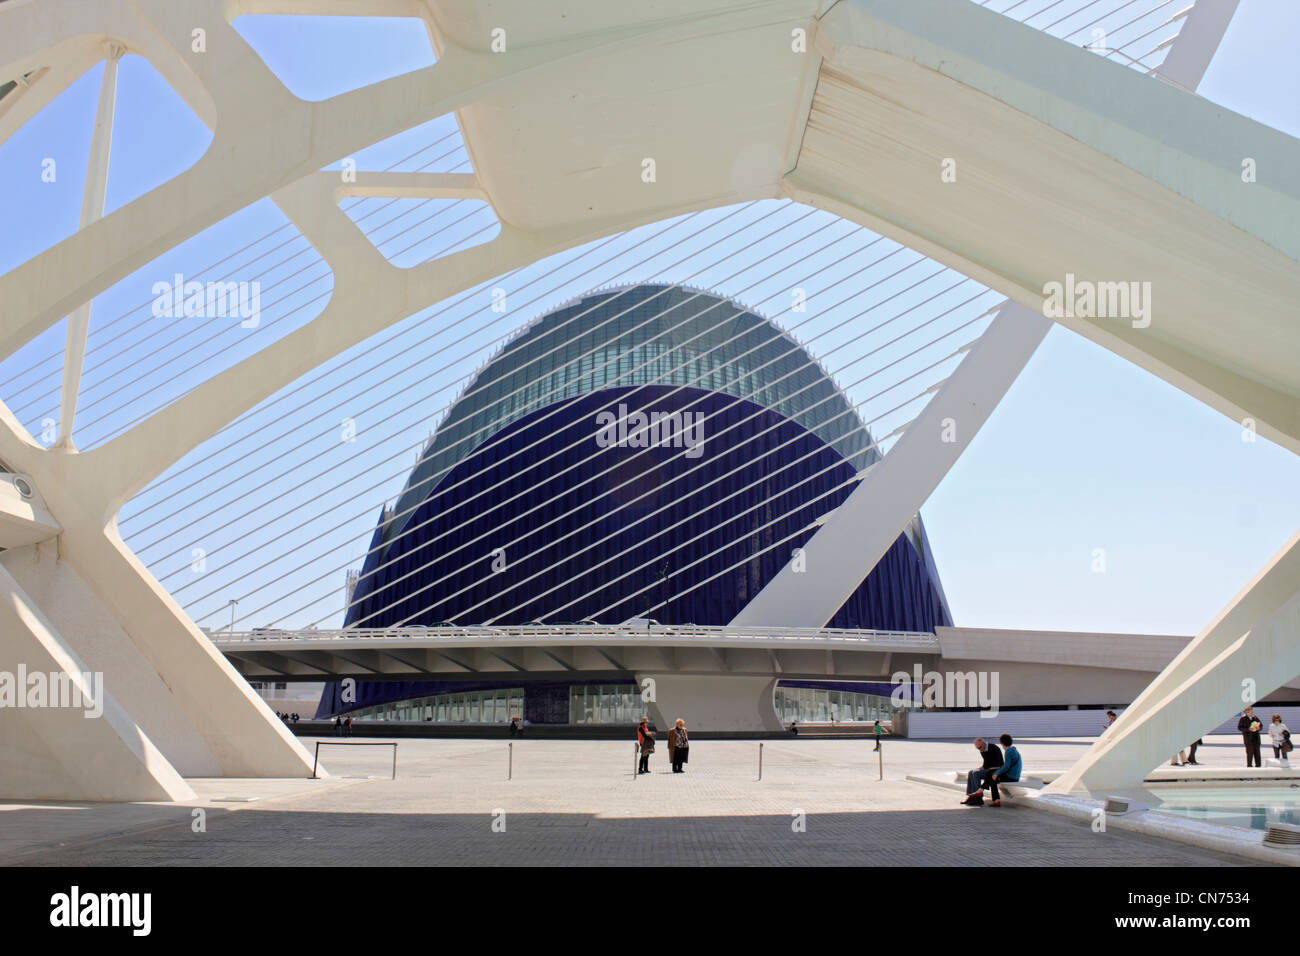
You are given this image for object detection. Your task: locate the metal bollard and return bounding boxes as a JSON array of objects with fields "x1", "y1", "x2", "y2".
[
  {"x1": 758, "y1": 741, "x2": 764, "y2": 780},
  {"x1": 508, "y1": 741, "x2": 513, "y2": 780},
  {"x1": 878, "y1": 741, "x2": 883, "y2": 781},
  {"x1": 633, "y1": 742, "x2": 639, "y2": 780}
]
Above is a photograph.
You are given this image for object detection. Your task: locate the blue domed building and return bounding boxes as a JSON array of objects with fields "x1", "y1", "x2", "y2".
[{"x1": 318, "y1": 284, "x2": 951, "y2": 726}]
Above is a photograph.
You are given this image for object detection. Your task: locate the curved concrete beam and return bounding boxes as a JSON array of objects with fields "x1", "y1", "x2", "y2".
[{"x1": 793, "y1": 0, "x2": 1300, "y2": 450}]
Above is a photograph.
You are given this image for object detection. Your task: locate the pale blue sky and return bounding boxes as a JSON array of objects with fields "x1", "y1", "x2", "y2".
[{"x1": 0, "y1": 3, "x2": 1295, "y2": 634}]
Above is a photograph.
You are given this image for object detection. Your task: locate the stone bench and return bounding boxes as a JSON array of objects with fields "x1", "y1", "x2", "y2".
[{"x1": 952, "y1": 770, "x2": 1045, "y2": 799}]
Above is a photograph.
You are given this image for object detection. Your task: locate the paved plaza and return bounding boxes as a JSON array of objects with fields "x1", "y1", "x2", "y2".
[{"x1": 0, "y1": 735, "x2": 1272, "y2": 866}]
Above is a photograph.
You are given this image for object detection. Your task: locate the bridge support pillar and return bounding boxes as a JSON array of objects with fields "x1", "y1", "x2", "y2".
[{"x1": 639, "y1": 673, "x2": 784, "y2": 733}]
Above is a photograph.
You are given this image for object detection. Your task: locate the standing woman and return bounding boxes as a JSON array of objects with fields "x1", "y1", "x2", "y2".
[
  {"x1": 671, "y1": 719, "x2": 690, "y2": 773},
  {"x1": 1269, "y1": 713, "x2": 1291, "y2": 761},
  {"x1": 636, "y1": 717, "x2": 655, "y2": 774}
]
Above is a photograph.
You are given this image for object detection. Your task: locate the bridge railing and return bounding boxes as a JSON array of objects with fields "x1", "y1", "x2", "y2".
[{"x1": 205, "y1": 623, "x2": 939, "y2": 647}]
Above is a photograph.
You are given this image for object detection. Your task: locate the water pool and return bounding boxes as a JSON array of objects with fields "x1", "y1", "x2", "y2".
[{"x1": 1146, "y1": 785, "x2": 1300, "y2": 831}]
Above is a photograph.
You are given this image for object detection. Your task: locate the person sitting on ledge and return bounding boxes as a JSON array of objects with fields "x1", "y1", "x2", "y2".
[
  {"x1": 985, "y1": 733, "x2": 1021, "y2": 807},
  {"x1": 960, "y1": 736, "x2": 1002, "y2": 807}
]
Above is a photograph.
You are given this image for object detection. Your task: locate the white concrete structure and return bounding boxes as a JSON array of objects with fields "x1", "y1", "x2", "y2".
[
  {"x1": 0, "y1": 0, "x2": 1295, "y2": 799},
  {"x1": 211, "y1": 623, "x2": 1300, "y2": 737}
]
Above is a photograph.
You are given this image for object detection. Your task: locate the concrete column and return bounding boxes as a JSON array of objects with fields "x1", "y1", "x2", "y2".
[
  {"x1": 0, "y1": 562, "x2": 195, "y2": 802},
  {"x1": 639, "y1": 673, "x2": 783, "y2": 732}
]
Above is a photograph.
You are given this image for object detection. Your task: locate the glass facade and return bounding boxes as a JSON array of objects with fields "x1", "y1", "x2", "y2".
[
  {"x1": 344, "y1": 683, "x2": 645, "y2": 725},
  {"x1": 349, "y1": 687, "x2": 524, "y2": 723},
  {"x1": 774, "y1": 684, "x2": 895, "y2": 725},
  {"x1": 568, "y1": 683, "x2": 646, "y2": 724}
]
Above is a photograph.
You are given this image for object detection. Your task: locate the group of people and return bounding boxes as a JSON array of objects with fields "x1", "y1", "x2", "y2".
[
  {"x1": 332, "y1": 715, "x2": 352, "y2": 736},
  {"x1": 1105, "y1": 705, "x2": 1294, "y2": 768},
  {"x1": 958, "y1": 707, "x2": 1299, "y2": 805},
  {"x1": 961, "y1": 734, "x2": 1022, "y2": 807},
  {"x1": 276, "y1": 711, "x2": 301, "y2": 723},
  {"x1": 636, "y1": 717, "x2": 690, "y2": 774},
  {"x1": 1236, "y1": 706, "x2": 1291, "y2": 767}
]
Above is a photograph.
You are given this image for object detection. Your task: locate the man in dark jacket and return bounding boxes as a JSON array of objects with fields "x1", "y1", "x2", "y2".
[
  {"x1": 1239, "y1": 707, "x2": 1263, "y2": 767},
  {"x1": 961, "y1": 737, "x2": 1003, "y2": 806}
]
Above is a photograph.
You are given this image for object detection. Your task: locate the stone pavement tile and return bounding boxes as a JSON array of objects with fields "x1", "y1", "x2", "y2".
[
  {"x1": 2, "y1": 738, "x2": 1277, "y2": 866},
  {"x1": 12, "y1": 805, "x2": 1245, "y2": 867}
]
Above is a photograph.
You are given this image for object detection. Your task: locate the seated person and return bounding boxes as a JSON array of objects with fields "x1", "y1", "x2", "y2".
[
  {"x1": 961, "y1": 737, "x2": 1003, "y2": 807},
  {"x1": 985, "y1": 733, "x2": 1021, "y2": 807}
]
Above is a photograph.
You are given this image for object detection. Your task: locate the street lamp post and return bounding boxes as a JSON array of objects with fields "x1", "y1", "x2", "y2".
[
  {"x1": 660, "y1": 562, "x2": 670, "y2": 623},
  {"x1": 227, "y1": 598, "x2": 238, "y2": 634}
]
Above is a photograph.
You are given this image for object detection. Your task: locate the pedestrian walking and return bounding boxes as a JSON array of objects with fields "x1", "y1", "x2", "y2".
[{"x1": 872, "y1": 719, "x2": 883, "y2": 752}]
